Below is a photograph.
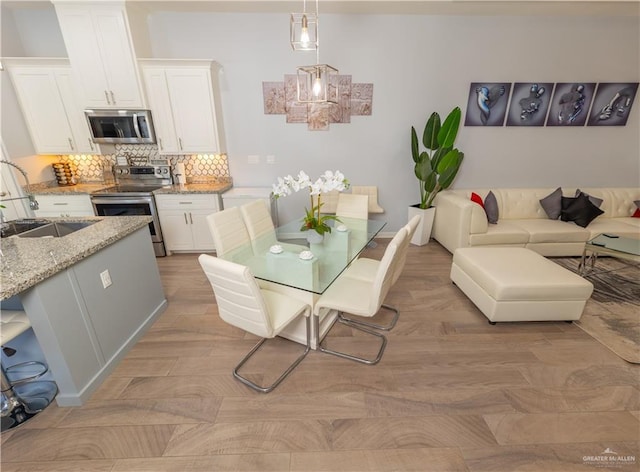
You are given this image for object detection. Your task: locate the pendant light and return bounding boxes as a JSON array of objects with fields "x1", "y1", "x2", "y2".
[
  {"x1": 293, "y1": 0, "x2": 338, "y2": 104},
  {"x1": 290, "y1": 0, "x2": 318, "y2": 51}
]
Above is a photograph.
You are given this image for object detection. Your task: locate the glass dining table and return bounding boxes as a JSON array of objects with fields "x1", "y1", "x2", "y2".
[{"x1": 223, "y1": 217, "x2": 386, "y2": 348}]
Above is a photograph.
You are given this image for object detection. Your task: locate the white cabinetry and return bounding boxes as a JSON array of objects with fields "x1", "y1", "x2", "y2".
[
  {"x1": 34, "y1": 194, "x2": 94, "y2": 218},
  {"x1": 54, "y1": 2, "x2": 144, "y2": 108},
  {"x1": 155, "y1": 194, "x2": 220, "y2": 252},
  {"x1": 5, "y1": 59, "x2": 99, "y2": 155},
  {"x1": 140, "y1": 60, "x2": 225, "y2": 154}
]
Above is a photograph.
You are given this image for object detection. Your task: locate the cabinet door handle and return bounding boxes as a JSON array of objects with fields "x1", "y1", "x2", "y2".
[
  {"x1": 178, "y1": 202, "x2": 192, "y2": 205},
  {"x1": 88, "y1": 138, "x2": 95, "y2": 151},
  {"x1": 184, "y1": 213, "x2": 188, "y2": 224},
  {"x1": 189, "y1": 212, "x2": 193, "y2": 224},
  {"x1": 110, "y1": 91, "x2": 115, "y2": 104},
  {"x1": 0, "y1": 191, "x2": 8, "y2": 197},
  {"x1": 178, "y1": 138, "x2": 183, "y2": 150},
  {"x1": 104, "y1": 90, "x2": 110, "y2": 104},
  {"x1": 68, "y1": 138, "x2": 74, "y2": 150},
  {"x1": 158, "y1": 138, "x2": 163, "y2": 150},
  {"x1": 53, "y1": 202, "x2": 69, "y2": 206}
]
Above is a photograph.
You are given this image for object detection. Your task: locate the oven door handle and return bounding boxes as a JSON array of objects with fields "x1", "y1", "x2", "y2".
[
  {"x1": 91, "y1": 196, "x2": 154, "y2": 206},
  {"x1": 132, "y1": 113, "x2": 142, "y2": 139}
]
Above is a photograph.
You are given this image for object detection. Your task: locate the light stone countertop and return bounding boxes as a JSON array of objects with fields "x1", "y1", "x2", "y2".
[
  {"x1": 29, "y1": 182, "x2": 111, "y2": 195},
  {"x1": 154, "y1": 182, "x2": 232, "y2": 194},
  {"x1": 0, "y1": 216, "x2": 152, "y2": 300},
  {"x1": 29, "y1": 181, "x2": 233, "y2": 195}
]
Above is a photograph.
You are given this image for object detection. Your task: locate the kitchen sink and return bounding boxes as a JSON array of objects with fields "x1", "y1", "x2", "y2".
[
  {"x1": 0, "y1": 219, "x2": 51, "y2": 238},
  {"x1": 17, "y1": 221, "x2": 99, "y2": 238}
]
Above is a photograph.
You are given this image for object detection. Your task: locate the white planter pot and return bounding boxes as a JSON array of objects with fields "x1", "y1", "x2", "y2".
[
  {"x1": 306, "y1": 230, "x2": 324, "y2": 244},
  {"x1": 408, "y1": 205, "x2": 436, "y2": 246}
]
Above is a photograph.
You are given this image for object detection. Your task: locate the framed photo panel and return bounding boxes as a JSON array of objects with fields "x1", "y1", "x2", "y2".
[
  {"x1": 546, "y1": 82, "x2": 596, "y2": 126},
  {"x1": 506, "y1": 83, "x2": 554, "y2": 127},
  {"x1": 464, "y1": 82, "x2": 511, "y2": 126},
  {"x1": 587, "y1": 82, "x2": 638, "y2": 126}
]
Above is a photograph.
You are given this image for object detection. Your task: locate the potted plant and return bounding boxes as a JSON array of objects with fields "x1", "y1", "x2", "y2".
[
  {"x1": 272, "y1": 170, "x2": 349, "y2": 243},
  {"x1": 409, "y1": 106, "x2": 464, "y2": 245}
]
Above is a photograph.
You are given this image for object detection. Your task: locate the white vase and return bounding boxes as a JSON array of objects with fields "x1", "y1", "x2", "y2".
[
  {"x1": 306, "y1": 230, "x2": 324, "y2": 244},
  {"x1": 408, "y1": 205, "x2": 436, "y2": 246}
]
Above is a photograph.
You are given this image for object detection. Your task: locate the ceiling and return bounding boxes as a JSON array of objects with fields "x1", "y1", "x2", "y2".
[{"x1": 3, "y1": 0, "x2": 639, "y2": 16}]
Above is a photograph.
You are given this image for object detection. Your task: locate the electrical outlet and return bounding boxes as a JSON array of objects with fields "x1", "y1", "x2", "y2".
[
  {"x1": 100, "y1": 270, "x2": 112, "y2": 289},
  {"x1": 248, "y1": 155, "x2": 260, "y2": 164}
]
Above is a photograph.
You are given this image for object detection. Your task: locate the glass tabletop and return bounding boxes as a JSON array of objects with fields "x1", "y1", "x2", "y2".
[
  {"x1": 587, "y1": 234, "x2": 640, "y2": 257},
  {"x1": 224, "y1": 217, "x2": 386, "y2": 294}
]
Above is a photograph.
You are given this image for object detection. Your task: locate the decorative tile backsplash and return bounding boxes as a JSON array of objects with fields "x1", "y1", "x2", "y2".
[{"x1": 59, "y1": 144, "x2": 230, "y2": 183}]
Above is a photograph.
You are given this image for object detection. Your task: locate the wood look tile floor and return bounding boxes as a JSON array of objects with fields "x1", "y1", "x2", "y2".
[{"x1": 2, "y1": 241, "x2": 639, "y2": 472}]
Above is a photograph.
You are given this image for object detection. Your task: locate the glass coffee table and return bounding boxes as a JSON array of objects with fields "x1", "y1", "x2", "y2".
[{"x1": 579, "y1": 233, "x2": 640, "y2": 275}]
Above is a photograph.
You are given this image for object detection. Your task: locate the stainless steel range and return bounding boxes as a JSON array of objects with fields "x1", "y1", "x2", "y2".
[{"x1": 91, "y1": 164, "x2": 172, "y2": 257}]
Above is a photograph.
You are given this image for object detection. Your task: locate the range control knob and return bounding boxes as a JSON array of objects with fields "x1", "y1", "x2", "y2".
[{"x1": 162, "y1": 168, "x2": 169, "y2": 174}]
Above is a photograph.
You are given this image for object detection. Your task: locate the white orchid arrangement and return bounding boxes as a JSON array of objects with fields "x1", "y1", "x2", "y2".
[{"x1": 272, "y1": 170, "x2": 350, "y2": 235}]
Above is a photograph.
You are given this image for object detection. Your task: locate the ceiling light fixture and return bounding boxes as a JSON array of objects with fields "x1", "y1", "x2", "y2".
[
  {"x1": 290, "y1": 0, "x2": 318, "y2": 51},
  {"x1": 294, "y1": 0, "x2": 339, "y2": 104}
]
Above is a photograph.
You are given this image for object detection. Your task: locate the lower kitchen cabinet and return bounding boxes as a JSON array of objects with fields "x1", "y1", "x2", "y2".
[
  {"x1": 34, "y1": 194, "x2": 94, "y2": 217},
  {"x1": 155, "y1": 193, "x2": 220, "y2": 252}
]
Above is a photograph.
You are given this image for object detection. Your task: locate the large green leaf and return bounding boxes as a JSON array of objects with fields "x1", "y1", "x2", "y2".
[
  {"x1": 431, "y1": 146, "x2": 451, "y2": 171},
  {"x1": 438, "y1": 151, "x2": 464, "y2": 189},
  {"x1": 437, "y1": 107, "x2": 461, "y2": 148},
  {"x1": 422, "y1": 112, "x2": 441, "y2": 150},
  {"x1": 414, "y1": 152, "x2": 432, "y2": 181},
  {"x1": 424, "y1": 171, "x2": 437, "y2": 192},
  {"x1": 411, "y1": 127, "x2": 419, "y2": 163}
]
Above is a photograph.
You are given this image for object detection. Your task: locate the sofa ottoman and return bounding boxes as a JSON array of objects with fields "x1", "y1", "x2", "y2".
[{"x1": 450, "y1": 247, "x2": 593, "y2": 323}]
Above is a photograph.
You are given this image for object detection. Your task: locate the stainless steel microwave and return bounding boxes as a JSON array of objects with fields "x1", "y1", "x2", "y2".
[{"x1": 85, "y1": 109, "x2": 156, "y2": 144}]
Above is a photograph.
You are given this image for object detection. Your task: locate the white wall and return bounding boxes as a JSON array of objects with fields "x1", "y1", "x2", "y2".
[
  {"x1": 145, "y1": 11, "x2": 640, "y2": 228},
  {"x1": 1, "y1": 5, "x2": 638, "y2": 231}
]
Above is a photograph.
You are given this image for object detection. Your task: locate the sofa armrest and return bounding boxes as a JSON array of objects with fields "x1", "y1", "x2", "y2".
[{"x1": 433, "y1": 192, "x2": 488, "y2": 253}]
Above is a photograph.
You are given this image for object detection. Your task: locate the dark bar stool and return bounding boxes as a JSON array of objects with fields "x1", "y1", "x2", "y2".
[{"x1": 1, "y1": 310, "x2": 58, "y2": 432}]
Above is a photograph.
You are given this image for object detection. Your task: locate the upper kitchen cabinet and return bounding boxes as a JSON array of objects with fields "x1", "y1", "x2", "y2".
[
  {"x1": 139, "y1": 60, "x2": 226, "y2": 155},
  {"x1": 53, "y1": 1, "x2": 144, "y2": 108},
  {"x1": 5, "y1": 59, "x2": 100, "y2": 155}
]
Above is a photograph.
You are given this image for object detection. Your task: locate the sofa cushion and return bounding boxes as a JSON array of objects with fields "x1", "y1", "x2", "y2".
[
  {"x1": 575, "y1": 189, "x2": 603, "y2": 208},
  {"x1": 617, "y1": 217, "x2": 640, "y2": 229},
  {"x1": 509, "y1": 219, "x2": 590, "y2": 243},
  {"x1": 470, "y1": 192, "x2": 484, "y2": 208},
  {"x1": 584, "y1": 219, "x2": 640, "y2": 238},
  {"x1": 561, "y1": 193, "x2": 604, "y2": 227},
  {"x1": 469, "y1": 221, "x2": 530, "y2": 246},
  {"x1": 484, "y1": 191, "x2": 499, "y2": 224},
  {"x1": 539, "y1": 187, "x2": 563, "y2": 219}
]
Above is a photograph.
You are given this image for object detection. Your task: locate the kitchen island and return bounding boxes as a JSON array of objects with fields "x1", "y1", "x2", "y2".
[{"x1": 1, "y1": 216, "x2": 167, "y2": 406}]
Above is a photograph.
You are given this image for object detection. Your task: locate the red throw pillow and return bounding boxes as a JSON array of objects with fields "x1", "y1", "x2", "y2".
[
  {"x1": 633, "y1": 208, "x2": 640, "y2": 218},
  {"x1": 470, "y1": 192, "x2": 484, "y2": 209}
]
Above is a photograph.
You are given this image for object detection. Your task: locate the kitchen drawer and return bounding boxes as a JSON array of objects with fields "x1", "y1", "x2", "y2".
[
  {"x1": 34, "y1": 194, "x2": 94, "y2": 217},
  {"x1": 154, "y1": 193, "x2": 221, "y2": 211}
]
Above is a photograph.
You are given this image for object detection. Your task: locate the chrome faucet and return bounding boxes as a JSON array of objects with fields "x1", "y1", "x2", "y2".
[{"x1": 0, "y1": 159, "x2": 39, "y2": 211}]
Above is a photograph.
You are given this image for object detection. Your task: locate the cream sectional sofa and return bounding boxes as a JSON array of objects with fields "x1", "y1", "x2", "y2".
[{"x1": 433, "y1": 188, "x2": 640, "y2": 257}]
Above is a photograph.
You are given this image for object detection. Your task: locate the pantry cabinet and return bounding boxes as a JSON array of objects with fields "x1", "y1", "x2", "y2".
[
  {"x1": 155, "y1": 194, "x2": 221, "y2": 252},
  {"x1": 54, "y1": 2, "x2": 144, "y2": 108},
  {"x1": 33, "y1": 194, "x2": 94, "y2": 218},
  {"x1": 5, "y1": 59, "x2": 99, "y2": 155},
  {"x1": 140, "y1": 60, "x2": 225, "y2": 154}
]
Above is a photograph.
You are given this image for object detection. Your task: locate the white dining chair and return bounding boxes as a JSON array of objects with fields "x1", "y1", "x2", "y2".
[
  {"x1": 313, "y1": 238, "x2": 399, "y2": 364},
  {"x1": 239, "y1": 200, "x2": 306, "y2": 254},
  {"x1": 206, "y1": 206, "x2": 253, "y2": 261},
  {"x1": 343, "y1": 225, "x2": 409, "y2": 331},
  {"x1": 351, "y1": 186, "x2": 384, "y2": 214},
  {"x1": 335, "y1": 193, "x2": 369, "y2": 220},
  {"x1": 198, "y1": 254, "x2": 311, "y2": 393}
]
